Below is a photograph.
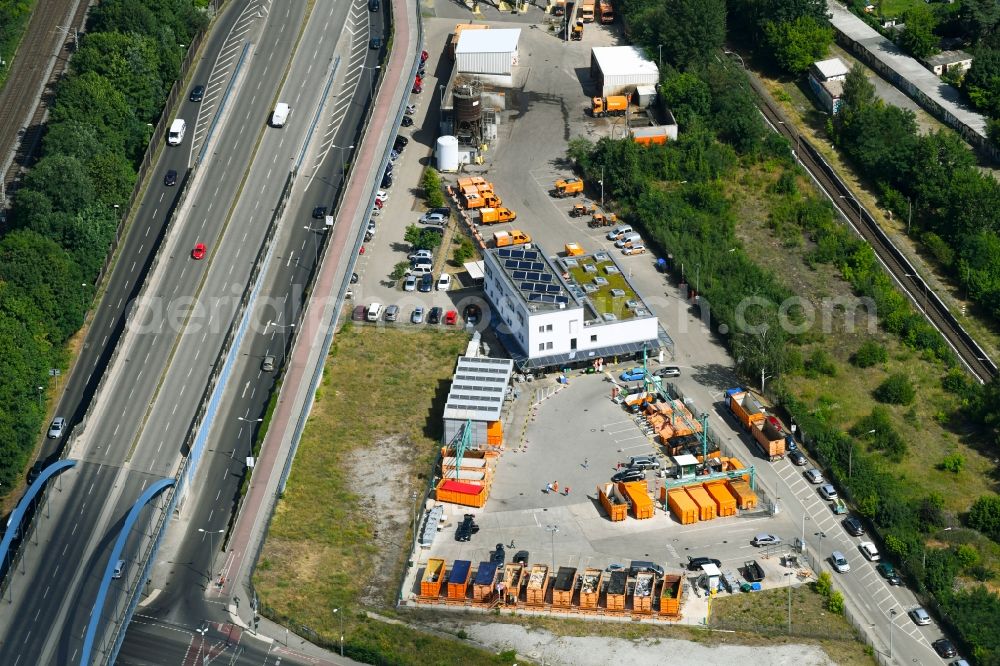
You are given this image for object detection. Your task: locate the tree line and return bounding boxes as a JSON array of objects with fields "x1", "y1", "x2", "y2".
[{"x1": 0, "y1": 0, "x2": 207, "y2": 493}]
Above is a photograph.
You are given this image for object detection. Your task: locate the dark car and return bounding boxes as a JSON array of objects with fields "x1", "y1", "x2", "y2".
[
  {"x1": 843, "y1": 515, "x2": 865, "y2": 537},
  {"x1": 463, "y1": 304, "x2": 481, "y2": 324},
  {"x1": 455, "y1": 514, "x2": 479, "y2": 542},
  {"x1": 628, "y1": 561, "x2": 665, "y2": 577},
  {"x1": 352, "y1": 305, "x2": 366, "y2": 321},
  {"x1": 686, "y1": 556, "x2": 722, "y2": 571},
  {"x1": 611, "y1": 468, "x2": 644, "y2": 483},
  {"x1": 369, "y1": 36, "x2": 382, "y2": 50},
  {"x1": 788, "y1": 450, "x2": 807, "y2": 466},
  {"x1": 513, "y1": 550, "x2": 529, "y2": 565},
  {"x1": 491, "y1": 543, "x2": 505, "y2": 564},
  {"x1": 27, "y1": 461, "x2": 45, "y2": 484},
  {"x1": 419, "y1": 273, "x2": 433, "y2": 293},
  {"x1": 394, "y1": 136, "x2": 409, "y2": 151},
  {"x1": 381, "y1": 173, "x2": 393, "y2": 189},
  {"x1": 368, "y1": 0, "x2": 379, "y2": 10},
  {"x1": 876, "y1": 562, "x2": 902, "y2": 585},
  {"x1": 428, "y1": 206, "x2": 452, "y2": 219},
  {"x1": 428, "y1": 306, "x2": 442, "y2": 324},
  {"x1": 932, "y1": 639, "x2": 958, "y2": 658},
  {"x1": 189, "y1": 84, "x2": 205, "y2": 102},
  {"x1": 350, "y1": 272, "x2": 359, "y2": 284},
  {"x1": 164, "y1": 169, "x2": 178, "y2": 186},
  {"x1": 312, "y1": 206, "x2": 328, "y2": 219},
  {"x1": 401, "y1": 115, "x2": 414, "y2": 127}
]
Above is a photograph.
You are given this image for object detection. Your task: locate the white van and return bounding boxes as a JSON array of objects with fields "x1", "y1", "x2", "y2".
[
  {"x1": 167, "y1": 119, "x2": 186, "y2": 145},
  {"x1": 270, "y1": 102, "x2": 290, "y2": 127},
  {"x1": 606, "y1": 225, "x2": 633, "y2": 241},
  {"x1": 615, "y1": 232, "x2": 641, "y2": 248},
  {"x1": 366, "y1": 302, "x2": 382, "y2": 321}
]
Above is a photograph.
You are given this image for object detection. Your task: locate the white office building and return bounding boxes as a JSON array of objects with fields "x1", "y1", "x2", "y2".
[{"x1": 482, "y1": 245, "x2": 671, "y2": 371}]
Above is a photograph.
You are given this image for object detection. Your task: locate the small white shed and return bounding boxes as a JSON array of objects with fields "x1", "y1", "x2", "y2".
[
  {"x1": 456, "y1": 28, "x2": 521, "y2": 76},
  {"x1": 590, "y1": 46, "x2": 659, "y2": 98}
]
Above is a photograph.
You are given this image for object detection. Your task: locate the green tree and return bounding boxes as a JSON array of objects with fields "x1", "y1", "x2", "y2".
[
  {"x1": 964, "y1": 47, "x2": 1000, "y2": 117},
  {"x1": 420, "y1": 167, "x2": 444, "y2": 208},
  {"x1": 21, "y1": 154, "x2": 95, "y2": 216},
  {"x1": 960, "y1": 0, "x2": 1000, "y2": 43},
  {"x1": 86, "y1": 151, "x2": 137, "y2": 206},
  {"x1": 404, "y1": 225, "x2": 443, "y2": 252},
  {"x1": 390, "y1": 261, "x2": 409, "y2": 280},
  {"x1": 731, "y1": 320, "x2": 787, "y2": 393},
  {"x1": 874, "y1": 372, "x2": 916, "y2": 405},
  {"x1": 50, "y1": 71, "x2": 143, "y2": 162},
  {"x1": 651, "y1": 0, "x2": 726, "y2": 70},
  {"x1": 851, "y1": 340, "x2": 887, "y2": 367},
  {"x1": 827, "y1": 590, "x2": 845, "y2": 614},
  {"x1": 659, "y1": 72, "x2": 711, "y2": 127},
  {"x1": 763, "y1": 16, "x2": 834, "y2": 74},
  {"x1": 899, "y1": 6, "x2": 940, "y2": 60},
  {"x1": 453, "y1": 236, "x2": 475, "y2": 264},
  {"x1": 728, "y1": 0, "x2": 827, "y2": 45},
  {"x1": 916, "y1": 493, "x2": 946, "y2": 529},
  {"x1": 967, "y1": 494, "x2": 1000, "y2": 541},
  {"x1": 72, "y1": 31, "x2": 164, "y2": 122}
]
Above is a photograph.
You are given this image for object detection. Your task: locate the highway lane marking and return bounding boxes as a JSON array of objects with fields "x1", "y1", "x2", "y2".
[
  {"x1": 145, "y1": 225, "x2": 150, "y2": 237},
  {"x1": 42, "y1": 585, "x2": 49, "y2": 599},
  {"x1": 88, "y1": 482, "x2": 95, "y2": 495},
  {"x1": 114, "y1": 423, "x2": 121, "y2": 437}
]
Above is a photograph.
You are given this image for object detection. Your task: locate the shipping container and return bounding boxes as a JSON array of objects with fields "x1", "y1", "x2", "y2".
[
  {"x1": 486, "y1": 420, "x2": 503, "y2": 446},
  {"x1": 598, "y1": 0, "x2": 614, "y2": 23},
  {"x1": 704, "y1": 481, "x2": 737, "y2": 517},
  {"x1": 684, "y1": 485, "x2": 717, "y2": 521},
  {"x1": 658, "y1": 574, "x2": 683, "y2": 616},
  {"x1": 435, "y1": 479, "x2": 489, "y2": 508},
  {"x1": 598, "y1": 483, "x2": 628, "y2": 521},
  {"x1": 501, "y1": 563, "x2": 524, "y2": 605},
  {"x1": 551, "y1": 566, "x2": 578, "y2": 608},
  {"x1": 666, "y1": 487, "x2": 698, "y2": 524},
  {"x1": 525, "y1": 564, "x2": 550, "y2": 605},
  {"x1": 578, "y1": 568, "x2": 603, "y2": 609},
  {"x1": 751, "y1": 419, "x2": 786, "y2": 461},
  {"x1": 633, "y1": 571, "x2": 655, "y2": 614},
  {"x1": 726, "y1": 388, "x2": 766, "y2": 430},
  {"x1": 620, "y1": 481, "x2": 654, "y2": 519},
  {"x1": 457, "y1": 176, "x2": 488, "y2": 190},
  {"x1": 473, "y1": 561, "x2": 502, "y2": 601},
  {"x1": 581, "y1": 0, "x2": 595, "y2": 21},
  {"x1": 447, "y1": 559, "x2": 472, "y2": 599},
  {"x1": 606, "y1": 570, "x2": 627, "y2": 611},
  {"x1": 420, "y1": 558, "x2": 446, "y2": 598},
  {"x1": 726, "y1": 479, "x2": 758, "y2": 510},
  {"x1": 455, "y1": 29, "x2": 519, "y2": 75}
]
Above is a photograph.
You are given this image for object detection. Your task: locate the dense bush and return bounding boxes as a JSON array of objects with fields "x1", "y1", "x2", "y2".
[
  {"x1": 967, "y1": 495, "x2": 1000, "y2": 542},
  {"x1": 851, "y1": 341, "x2": 888, "y2": 368},
  {"x1": 874, "y1": 372, "x2": 916, "y2": 405},
  {"x1": 420, "y1": 167, "x2": 444, "y2": 208},
  {"x1": 0, "y1": 0, "x2": 206, "y2": 492}
]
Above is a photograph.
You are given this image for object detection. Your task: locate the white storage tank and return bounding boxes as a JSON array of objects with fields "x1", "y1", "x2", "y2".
[{"x1": 436, "y1": 135, "x2": 459, "y2": 172}]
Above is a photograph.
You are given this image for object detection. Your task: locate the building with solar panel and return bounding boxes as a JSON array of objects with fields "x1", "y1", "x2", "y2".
[{"x1": 482, "y1": 244, "x2": 671, "y2": 371}]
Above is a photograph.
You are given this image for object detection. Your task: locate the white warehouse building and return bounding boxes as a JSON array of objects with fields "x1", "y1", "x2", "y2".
[
  {"x1": 456, "y1": 28, "x2": 521, "y2": 87},
  {"x1": 482, "y1": 244, "x2": 671, "y2": 371},
  {"x1": 590, "y1": 46, "x2": 659, "y2": 98}
]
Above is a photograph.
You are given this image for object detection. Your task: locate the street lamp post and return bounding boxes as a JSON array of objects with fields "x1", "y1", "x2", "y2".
[
  {"x1": 365, "y1": 64, "x2": 381, "y2": 103},
  {"x1": 197, "y1": 528, "x2": 225, "y2": 584},
  {"x1": 657, "y1": 44, "x2": 662, "y2": 68},
  {"x1": 887, "y1": 608, "x2": 897, "y2": 658},
  {"x1": 545, "y1": 524, "x2": 559, "y2": 571},
  {"x1": 266, "y1": 320, "x2": 296, "y2": 351},
  {"x1": 333, "y1": 143, "x2": 355, "y2": 183},
  {"x1": 724, "y1": 50, "x2": 746, "y2": 69},
  {"x1": 599, "y1": 165, "x2": 604, "y2": 209},
  {"x1": 785, "y1": 572, "x2": 794, "y2": 634},
  {"x1": 36, "y1": 385, "x2": 43, "y2": 408},
  {"x1": 332, "y1": 607, "x2": 345, "y2": 657}
]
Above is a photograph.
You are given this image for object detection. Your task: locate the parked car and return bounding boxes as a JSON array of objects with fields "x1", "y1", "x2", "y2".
[
  {"x1": 606, "y1": 225, "x2": 633, "y2": 240},
  {"x1": 491, "y1": 543, "x2": 505, "y2": 565},
  {"x1": 381, "y1": 173, "x2": 393, "y2": 189},
  {"x1": 428, "y1": 206, "x2": 452, "y2": 218},
  {"x1": 627, "y1": 455, "x2": 660, "y2": 470},
  {"x1": 419, "y1": 273, "x2": 433, "y2": 293},
  {"x1": 751, "y1": 533, "x2": 782, "y2": 547},
  {"x1": 463, "y1": 304, "x2": 481, "y2": 324},
  {"x1": 611, "y1": 468, "x2": 644, "y2": 483},
  {"x1": 654, "y1": 366, "x2": 681, "y2": 378},
  {"x1": 932, "y1": 639, "x2": 957, "y2": 658},
  {"x1": 876, "y1": 562, "x2": 902, "y2": 585},
  {"x1": 628, "y1": 561, "x2": 665, "y2": 577},
  {"x1": 406, "y1": 104, "x2": 417, "y2": 115},
  {"x1": 164, "y1": 169, "x2": 178, "y2": 186},
  {"x1": 619, "y1": 367, "x2": 646, "y2": 381},
  {"x1": 384, "y1": 305, "x2": 400, "y2": 322},
  {"x1": 394, "y1": 135, "x2": 409, "y2": 151},
  {"x1": 818, "y1": 484, "x2": 838, "y2": 500},
  {"x1": 605, "y1": 563, "x2": 625, "y2": 573},
  {"x1": 312, "y1": 206, "x2": 327, "y2": 219},
  {"x1": 455, "y1": 514, "x2": 479, "y2": 542},
  {"x1": 427, "y1": 307, "x2": 442, "y2": 324},
  {"x1": 351, "y1": 272, "x2": 359, "y2": 284},
  {"x1": 191, "y1": 243, "x2": 207, "y2": 260},
  {"x1": 411, "y1": 306, "x2": 424, "y2": 324},
  {"x1": 403, "y1": 275, "x2": 416, "y2": 292},
  {"x1": 419, "y1": 212, "x2": 446, "y2": 225},
  {"x1": 444, "y1": 310, "x2": 458, "y2": 325},
  {"x1": 843, "y1": 515, "x2": 865, "y2": 536},
  {"x1": 513, "y1": 550, "x2": 529, "y2": 565},
  {"x1": 686, "y1": 556, "x2": 722, "y2": 571},
  {"x1": 805, "y1": 468, "x2": 824, "y2": 484},
  {"x1": 622, "y1": 244, "x2": 646, "y2": 255},
  {"x1": 189, "y1": 84, "x2": 205, "y2": 102},
  {"x1": 47, "y1": 417, "x2": 66, "y2": 439},
  {"x1": 261, "y1": 355, "x2": 275, "y2": 372},
  {"x1": 788, "y1": 450, "x2": 807, "y2": 466},
  {"x1": 352, "y1": 305, "x2": 366, "y2": 321},
  {"x1": 858, "y1": 541, "x2": 880, "y2": 561},
  {"x1": 909, "y1": 607, "x2": 932, "y2": 625},
  {"x1": 437, "y1": 273, "x2": 452, "y2": 291},
  {"x1": 369, "y1": 36, "x2": 382, "y2": 49},
  {"x1": 830, "y1": 551, "x2": 850, "y2": 573},
  {"x1": 409, "y1": 249, "x2": 433, "y2": 261},
  {"x1": 401, "y1": 115, "x2": 414, "y2": 127}
]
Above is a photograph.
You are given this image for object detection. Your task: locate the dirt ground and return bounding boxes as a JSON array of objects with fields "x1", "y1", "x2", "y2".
[{"x1": 459, "y1": 622, "x2": 835, "y2": 666}]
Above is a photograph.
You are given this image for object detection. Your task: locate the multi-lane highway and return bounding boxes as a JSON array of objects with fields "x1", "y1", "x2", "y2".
[{"x1": 0, "y1": 0, "x2": 385, "y2": 661}]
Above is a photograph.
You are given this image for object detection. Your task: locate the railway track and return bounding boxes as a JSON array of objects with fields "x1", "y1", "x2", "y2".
[
  {"x1": 0, "y1": 0, "x2": 91, "y2": 207},
  {"x1": 741, "y1": 65, "x2": 998, "y2": 383}
]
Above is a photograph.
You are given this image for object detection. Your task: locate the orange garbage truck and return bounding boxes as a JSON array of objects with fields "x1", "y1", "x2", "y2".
[{"x1": 591, "y1": 95, "x2": 628, "y2": 117}]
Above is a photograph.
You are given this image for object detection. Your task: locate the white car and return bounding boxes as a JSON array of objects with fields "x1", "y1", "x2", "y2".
[
  {"x1": 437, "y1": 273, "x2": 452, "y2": 291},
  {"x1": 403, "y1": 275, "x2": 416, "y2": 291},
  {"x1": 805, "y1": 468, "x2": 824, "y2": 484},
  {"x1": 859, "y1": 541, "x2": 880, "y2": 561},
  {"x1": 751, "y1": 533, "x2": 782, "y2": 547},
  {"x1": 419, "y1": 212, "x2": 446, "y2": 225},
  {"x1": 408, "y1": 249, "x2": 433, "y2": 261},
  {"x1": 376, "y1": 189, "x2": 389, "y2": 202},
  {"x1": 831, "y1": 551, "x2": 850, "y2": 573},
  {"x1": 909, "y1": 607, "x2": 932, "y2": 626},
  {"x1": 606, "y1": 225, "x2": 632, "y2": 240},
  {"x1": 405, "y1": 104, "x2": 417, "y2": 115}
]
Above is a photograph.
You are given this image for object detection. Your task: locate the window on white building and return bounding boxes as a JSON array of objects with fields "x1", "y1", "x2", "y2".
[
  {"x1": 546, "y1": 342, "x2": 553, "y2": 350},
  {"x1": 538, "y1": 343, "x2": 545, "y2": 351},
  {"x1": 538, "y1": 325, "x2": 545, "y2": 333},
  {"x1": 591, "y1": 334, "x2": 597, "y2": 342},
  {"x1": 546, "y1": 324, "x2": 553, "y2": 332}
]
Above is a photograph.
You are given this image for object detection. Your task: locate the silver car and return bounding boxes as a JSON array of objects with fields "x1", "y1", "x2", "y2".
[
  {"x1": 909, "y1": 607, "x2": 932, "y2": 626},
  {"x1": 830, "y1": 551, "x2": 850, "y2": 573},
  {"x1": 805, "y1": 468, "x2": 824, "y2": 484},
  {"x1": 47, "y1": 417, "x2": 66, "y2": 439},
  {"x1": 384, "y1": 305, "x2": 400, "y2": 322},
  {"x1": 411, "y1": 306, "x2": 424, "y2": 324},
  {"x1": 818, "y1": 484, "x2": 838, "y2": 500},
  {"x1": 751, "y1": 533, "x2": 781, "y2": 547}
]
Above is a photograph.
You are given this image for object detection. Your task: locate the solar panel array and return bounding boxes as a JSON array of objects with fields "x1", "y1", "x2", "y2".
[
  {"x1": 498, "y1": 248, "x2": 540, "y2": 261},
  {"x1": 496, "y1": 246, "x2": 570, "y2": 306}
]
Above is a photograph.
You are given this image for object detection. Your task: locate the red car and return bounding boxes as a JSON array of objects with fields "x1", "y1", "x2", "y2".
[
  {"x1": 420, "y1": 50, "x2": 428, "y2": 63},
  {"x1": 191, "y1": 243, "x2": 206, "y2": 260},
  {"x1": 444, "y1": 310, "x2": 458, "y2": 325}
]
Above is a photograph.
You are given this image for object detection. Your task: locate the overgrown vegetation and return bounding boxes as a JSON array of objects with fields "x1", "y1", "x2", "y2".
[
  {"x1": 420, "y1": 166, "x2": 445, "y2": 208},
  {"x1": 0, "y1": 0, "x2": 207, "y2": 493},
  {"x1": 0, "y1": 0, "x2": 37, "y2": 88}
]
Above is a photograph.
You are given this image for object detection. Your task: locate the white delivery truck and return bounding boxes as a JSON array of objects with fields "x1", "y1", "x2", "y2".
[
  {"x1": 167, "y1": 118, "x2": 186, "y2": 145},
  {"x1": 270, "y1": 103, "x2": 290, "y2": 127}
]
